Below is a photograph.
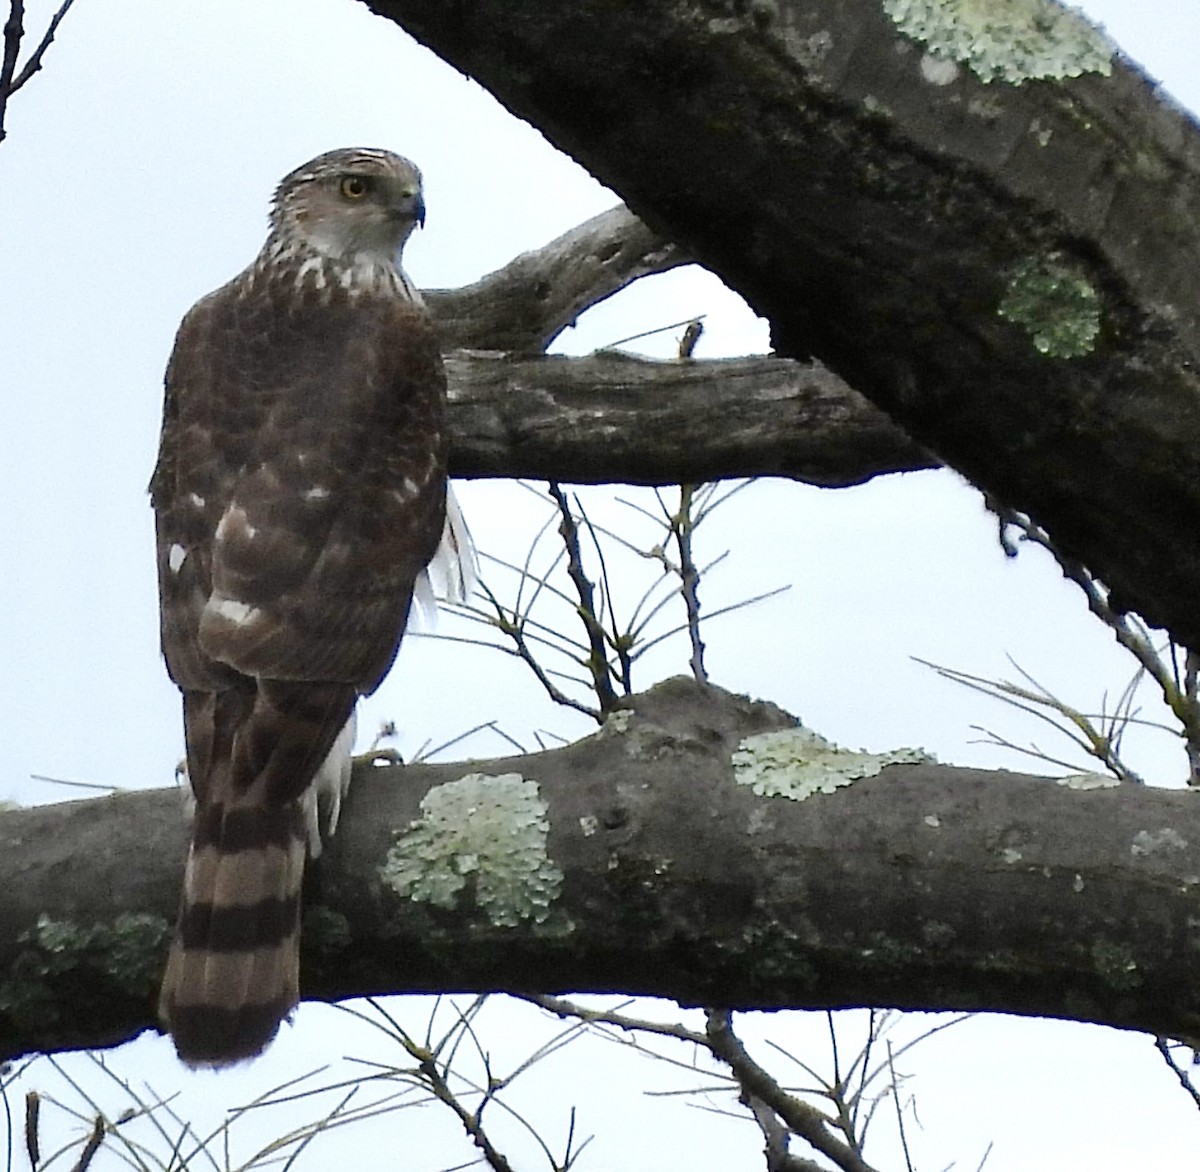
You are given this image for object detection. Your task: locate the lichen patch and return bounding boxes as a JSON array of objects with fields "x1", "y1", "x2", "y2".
[
  {"x1": 732, "y1": 727, "x2": 933, "y2": 800},
  {"x1": 998, "y1": 254, "x2": 1101, "y2": 357},
  {"x1": 382, "y1": 773, "x2": 563, "y2": 926},
  {"x1": 1057, "y1": 772, "x2": 1120, "y2": 790},
  {"x1": 882, "y1": 0, "x2": 1115, "y2": 85}
]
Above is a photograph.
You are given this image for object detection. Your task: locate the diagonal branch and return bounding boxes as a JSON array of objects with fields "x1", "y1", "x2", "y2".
[
  {"x1": 376, "y1": 0, "x2": 1200, "y2": 651},
  {"x1": 426, "y1": 205, "x2": 687, "y2": 352},
  {"x1": 706, "y1": 1010, "x2": 879, "y2": 1172}
]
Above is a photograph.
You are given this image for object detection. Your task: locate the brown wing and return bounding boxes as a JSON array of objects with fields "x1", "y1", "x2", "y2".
[
  {"x1": 152, "y1": 273, "x2": 447, "y2": 1064},
  {"x1": 151, "y1": 277, "x2": 447, "y2": 698}
]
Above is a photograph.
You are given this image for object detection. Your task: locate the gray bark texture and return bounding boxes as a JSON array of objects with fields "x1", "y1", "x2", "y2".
[
  {"x1": 5, "y1": 680, "x2": 1200, "y2": 1060},
  {"x1": 434, "y1": 204, "x2": 936, "y2": 486},
  {"x1": 375, "y1": 0, "x2": 1200, "y2": 650}
]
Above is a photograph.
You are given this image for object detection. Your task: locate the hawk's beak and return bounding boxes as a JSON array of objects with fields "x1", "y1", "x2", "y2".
[{"x1": 412, "y1": 193, "x2": 426, "y2": 229}]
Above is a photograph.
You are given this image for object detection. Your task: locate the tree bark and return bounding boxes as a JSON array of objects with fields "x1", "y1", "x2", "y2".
[
  {"x1": 376, "y1": 0, "x2": 1200, "y2": 649},
  {"x1": 431, "y1": 204, "x2": 935, "y2": 486},
  {"x1": 4, "y1": 679, "x2": 1200, "y2": 1060},
  {"x1": 444, "y1": 349, "x2": 935, "y2": 485}
]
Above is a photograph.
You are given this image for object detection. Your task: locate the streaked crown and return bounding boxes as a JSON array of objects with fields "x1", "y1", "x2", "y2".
[{"x1": 268, "y1": 147, "x2": 426, "y2": 266}]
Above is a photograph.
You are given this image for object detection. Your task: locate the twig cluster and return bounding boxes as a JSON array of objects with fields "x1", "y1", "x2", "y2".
[
  {"x1": 920, "y1": 500, "x2": 1200, "y2": 786},
  {"x1": 423, "y1": 477, "x2": 785, "y2": 729},
  {"x1": 524, "y1": 995, "x2": 974, "y2": 1172}
]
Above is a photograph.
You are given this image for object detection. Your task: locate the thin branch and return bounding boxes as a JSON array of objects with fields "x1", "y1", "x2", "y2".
[
  {"x1": 24, "y1": 1088, "x2": 38, "y2": 1169},
  {"x1": 1155, "y1": 1036, "x2": 1200, "y2": 1112},
  {"x1": 548, "y1": 483, "x2": 620, "y2": 714},
  {"x1": 993, "y1": 502, "x2": 1200, "y2": 779},
  {"x1": 0, "y1": 0, "x2": 24, "y2": 144},
  {"x1": 885, "y1": 1042, "x2": 914, "y2": 1172},
  {"x1": 9, "y1": 0, "x2": 72, "y2": 91},
  {"x1": 743, "y1": 1093, "x2": 827, "y2": 1172},
  {"x1": 674, "y1": 484, "x2": 708, "y2": 684},
  {"x1": 68, "y1": 1115, "x2": 105, "y2": 1172},
  {"x1": 0, "y1": 0, "x2": 76, "y2": 144},
  {"x1": 704, "y1": 1010, "x2": 880, "y2": 1172}
]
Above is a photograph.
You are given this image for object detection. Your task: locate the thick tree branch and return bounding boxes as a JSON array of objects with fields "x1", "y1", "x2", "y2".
[
  {"x1": 5, "y1": 679, "x2": 1200, "y2": 1060},
  {"x1": 443, "y1": 350, "x2": 935, "y2": 485},
  {"x1": 430, "y1": 204, "x2": 934, "y2": 485},
  {"x1": 375, "y1": 0, "x2": 1200, "y2": 649}
]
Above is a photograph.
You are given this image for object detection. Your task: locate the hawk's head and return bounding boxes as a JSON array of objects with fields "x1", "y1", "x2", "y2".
[{"x1": 269, "y1": 147, "x2": 426, "y2": 266}]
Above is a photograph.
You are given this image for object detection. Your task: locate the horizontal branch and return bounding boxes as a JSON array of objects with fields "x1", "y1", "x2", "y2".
[
  {"x1": 4, "y1": 679, "x2": 1200, "y2": 1060},
  {"x1": 444, "y1": 350, "x2": 936, "y2": 485},
  {"x1": 377, "y1": 0, "x2": 1200, "y2": 648},
  {"x1": 430, "y1": 205, "x2": 934, "y2": 486}
]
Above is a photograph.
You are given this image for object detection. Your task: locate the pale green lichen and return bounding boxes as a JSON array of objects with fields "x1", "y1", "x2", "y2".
[
  {"x1": 998, "y1": 255, "x2": 1101, "y2": 357},
  {"x1": 603, "y1": 709, "x2": 633, "y2": 735},
  {"x1": 382, "y1": 773, "x2": 562, "y2": 926},
  {"x1": 732, "y1": 727, "x2": 933, "y2": 800},
  {"x1": 882, "y1": 0, "x2": 1115, "y2": 85},
  {"x1": 1001, "y1": 847, "x2": 1024, "y2": 864},
  {"x1": 0, "y1": 913, "x2": 171, "y2": 1029},
  {"x1": 1057, "y1": 772, "x2": 1120, "y2": 790}
]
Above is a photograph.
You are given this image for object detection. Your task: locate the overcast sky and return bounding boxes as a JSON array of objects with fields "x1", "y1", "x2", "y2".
[{"x1": 4, "y1": 2, "x2": 1200, "y2": 1169}]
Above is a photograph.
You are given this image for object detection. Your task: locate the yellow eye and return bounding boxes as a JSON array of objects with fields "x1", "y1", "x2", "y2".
[{"x1": 339, "y1": 175, "x2": 370, "y2": 200}]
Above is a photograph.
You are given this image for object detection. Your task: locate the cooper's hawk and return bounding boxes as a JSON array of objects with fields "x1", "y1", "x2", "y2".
[{"x1": 150, "y1": 148, "x2": 450, "y2": 1065}]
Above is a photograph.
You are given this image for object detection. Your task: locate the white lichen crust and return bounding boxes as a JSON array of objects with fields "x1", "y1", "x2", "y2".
[
  {"x1": 732, "y1": 727, "x2": 933, "y2": 800},
  {"x1": 382, "y1": 773, "x2": 563, "y2": 926},
  {"x1": 882, "y1": 0, "x2": 1115, "y2": 85},
  {"x1": 1057, "y1": 772, "x2": 1120, "y2": 790}
]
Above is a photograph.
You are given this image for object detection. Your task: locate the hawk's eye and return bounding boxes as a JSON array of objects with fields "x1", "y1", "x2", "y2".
[{"x1": 339, "y1": 175, "x2": 370, "y2": 200}]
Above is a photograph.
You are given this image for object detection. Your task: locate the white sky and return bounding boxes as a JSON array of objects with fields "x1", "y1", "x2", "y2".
[{"x1": 3, "y1": 1, "x2": 1200, "y2": 1169}]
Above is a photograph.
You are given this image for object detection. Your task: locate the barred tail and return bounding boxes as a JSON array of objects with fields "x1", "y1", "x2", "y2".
[{"x1": 158, "y1": 799, "x2": 307, "y2": 1066}]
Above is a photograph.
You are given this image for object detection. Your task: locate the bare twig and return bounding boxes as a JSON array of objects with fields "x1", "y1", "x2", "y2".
[
  {"x1": 548, "y1": 482, "x2": 620, "y2": 714},
  {"x1": 24, "y1": 1088, "x2": 39, "y2": 1169},
  {"x1": 0, "y1": 1, "x2": 25, "y2": 143},
  {"x1": 885, "y1": 1041, "x2": 914, "y2": 1172},
  {"x1": 743, "y1": 1092, "x2": 827, "y2": 1172},
  {"x1": 1155, "y1": 1036, "x2": 1200, "y2": 1112},
  {"x1": 678, "y1": 319, "x2": 704, "y2": 360},
  {"x1": 917, "y1": 656, "x2": 1147, "y2": 784},
  {"x1": 0, "y1": 0, "x2": 76, "y2": 144},
  {"x1": 993, "y1": 502, "x2": 1200, "y2": 781},
  {"x1": 68, "y1": 1115, "x2": 105, "y2": 1172},
  {"x1": 704, "y1": 1011, "x2": 880, "y2": 1172},
  {"x1": 673, "y1": 485, "x2": 708, "y2": 683}
]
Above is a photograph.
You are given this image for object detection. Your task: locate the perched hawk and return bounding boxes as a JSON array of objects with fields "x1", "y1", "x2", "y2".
[{"x1": 150, "y1": 148, "x2": 452, "y2": 1065}]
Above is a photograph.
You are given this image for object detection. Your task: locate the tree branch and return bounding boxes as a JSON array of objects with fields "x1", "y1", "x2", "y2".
[
  {"x1": 0, "y1": 0, "x2": 75, "y2": 144},
  {"x1": 0, "y1": 0, "x2": 25, "y2": 143},
  {"x1": 428, "y1": 200, "x2": 935, "y2": 486},
  {"x1": 706, "y1": 1009, "x2": 877, "y2": 1172},
  {"x1": 442, "y1": 350, "x2": 936, "y2": 486},
  {"x1": 427, "y1": 205, "x2": 688, "y2": 352},
  {"x1": 5, "y1": 679, "x2": 1200, "y2": 1060},
  {"x1": 376, "y1": 0, "x2": 1200, "y2": 649}
]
